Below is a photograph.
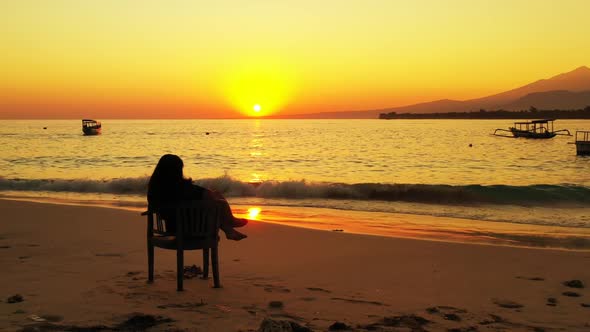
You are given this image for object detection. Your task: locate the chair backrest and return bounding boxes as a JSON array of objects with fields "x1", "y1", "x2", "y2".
[
  {"x1": 155, "y1": 200, "x2": 223, "y2": 238},
  {"x1": 176, "y1": 200, "x2": 223, "y2": 238}
]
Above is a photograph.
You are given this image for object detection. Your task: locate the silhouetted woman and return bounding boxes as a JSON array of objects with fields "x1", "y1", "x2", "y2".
[{"x1": 147, "y1": 154, "x2": 248, "y2": 240}]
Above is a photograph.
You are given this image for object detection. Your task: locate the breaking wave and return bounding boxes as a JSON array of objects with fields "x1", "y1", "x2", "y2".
[{"x1": 1, "y1": 175, "x2": 589, "y2": 207}]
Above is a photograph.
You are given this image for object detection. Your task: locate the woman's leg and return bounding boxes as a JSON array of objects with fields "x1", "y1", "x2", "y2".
[
  {"x1": 217, "y1": 200, "x2": 247, "y2": 241},
  {"x1": 213, "y1": 196, "x2": 248, "y2": 226}
]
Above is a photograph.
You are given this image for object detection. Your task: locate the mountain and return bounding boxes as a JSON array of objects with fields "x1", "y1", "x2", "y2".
[
  {"x1": 273, "y1": 66, "x2": 590, "y2": 118},
  {"x1": 503, "y1": 90, "x2": 590, "y2": 111},
  {"x1": 468, "y1": 66, "x2": 590, "y2": 109}
]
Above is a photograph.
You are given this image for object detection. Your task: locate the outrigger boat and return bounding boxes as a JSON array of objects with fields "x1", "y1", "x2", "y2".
[
  {"x1": 493, "y1": 119, "x2": 570, "y2": 139},
  {"x1": 574, "y1": 131, "x2": 590, "y2": 155},
  {"x1": 82, "y1": 119, "x2": 102, "y2": 135}
]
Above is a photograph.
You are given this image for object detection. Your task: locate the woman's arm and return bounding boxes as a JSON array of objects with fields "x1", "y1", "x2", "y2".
[{"x1": 203, "y1": 188, "x2": 227, "y2": 201}]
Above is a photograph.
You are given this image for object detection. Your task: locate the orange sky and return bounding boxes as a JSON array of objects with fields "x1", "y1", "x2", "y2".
[{"x1": 1, "y1": 0, "x2": 589, "y2": 119}]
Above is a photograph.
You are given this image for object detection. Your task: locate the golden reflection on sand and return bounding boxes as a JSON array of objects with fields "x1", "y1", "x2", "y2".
[
  {"x1": 231, "y1": 205, "x2": 590, "y2": 250},
  {"x1": 1, "y1": 195, "x2": 589, "y2": 250}
]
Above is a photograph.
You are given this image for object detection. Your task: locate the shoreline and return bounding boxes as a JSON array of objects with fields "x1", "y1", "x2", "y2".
[
  {"x1": 1, "y1": 199, "x2": 589, "y2": 331},
  {"x1": 2, "y1": 196, "x2": 590, "y2": 252}
]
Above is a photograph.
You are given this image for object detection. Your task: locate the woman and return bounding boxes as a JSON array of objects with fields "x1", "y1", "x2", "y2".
[{"x1": 147, "y1": 154, "x2": 248, "y2": 241}]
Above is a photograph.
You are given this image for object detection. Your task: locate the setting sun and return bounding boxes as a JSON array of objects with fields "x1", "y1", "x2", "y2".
[{"x1": 220, "y1": 56, "x2": 297, "y2": 117}]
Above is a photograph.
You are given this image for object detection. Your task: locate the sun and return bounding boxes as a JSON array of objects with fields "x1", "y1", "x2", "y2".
[{"x1": 221, "y1": 57, "x2": 297, "y2": 117}]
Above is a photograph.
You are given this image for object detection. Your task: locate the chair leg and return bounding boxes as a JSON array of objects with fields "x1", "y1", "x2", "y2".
[
  {"x1": 147, "y1": 242, "x2": 154, "y2": 283},
  {"x1": 177, "y1": 248, "x2": 184, "y2": 291},
  {"x1": 202, "y1": 248, "x2": 210, "y2": 279},
  {"x1": 212, "y1": 247, "x2": 220, "y2": 288}
]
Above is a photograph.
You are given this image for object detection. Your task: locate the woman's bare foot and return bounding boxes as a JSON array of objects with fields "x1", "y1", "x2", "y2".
[
  {"x1": 225, "y1": 229, "x2": 247, "y2": 241},
  {"x1": 232, "y1": 217, "x2": 248, "y2": 228}
]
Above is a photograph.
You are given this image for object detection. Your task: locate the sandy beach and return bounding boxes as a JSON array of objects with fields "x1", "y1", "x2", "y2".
[
  {"x1": 1, "y1": 199, "x2": 589, "y2": 331},
  {"x1": 4, "y1": 1, "x2": 590, "y2": 330}
]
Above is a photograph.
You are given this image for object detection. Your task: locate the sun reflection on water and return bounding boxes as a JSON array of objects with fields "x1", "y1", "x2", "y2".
[{"x1": 247, "y1": 207, "x2": 261, "y2": 220}]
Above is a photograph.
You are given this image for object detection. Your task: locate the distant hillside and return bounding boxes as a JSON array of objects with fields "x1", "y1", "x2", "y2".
[
  {"x1": 273, "y1": 66, "x2": 590, "y2": 118},
  {"x1": 503, "y1": 90, "x2": 590, "y2": 110},
  {"x1": 379, "y1": 106, "x2": 590, "y2": 120},
  {"x1": 468, "y1": 66, "x2": 590, "y2": 109}
]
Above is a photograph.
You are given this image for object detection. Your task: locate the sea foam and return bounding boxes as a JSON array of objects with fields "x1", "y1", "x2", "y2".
[{"x1": 1, "y1": 175, "x2": 588, "y2": 207}]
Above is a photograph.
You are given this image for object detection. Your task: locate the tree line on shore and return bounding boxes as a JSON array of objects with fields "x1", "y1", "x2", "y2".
[{"x1": 379, "y1": 106, "x2": 590, "y2": 119}]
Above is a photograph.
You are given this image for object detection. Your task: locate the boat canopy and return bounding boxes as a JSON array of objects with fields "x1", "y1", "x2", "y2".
[
  {"x1": 513, "y1": 119, "x2": 555, "y2": 125},
  {"x1": 82, "y1": 119, "x2": 101, "y2": 126}
]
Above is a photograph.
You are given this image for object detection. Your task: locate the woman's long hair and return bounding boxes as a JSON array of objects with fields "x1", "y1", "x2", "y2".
[{"x1": 147, "y1": 154, "x2": 190, "y2": 207}]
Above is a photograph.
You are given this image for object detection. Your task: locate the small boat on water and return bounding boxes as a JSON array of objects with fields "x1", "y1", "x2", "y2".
[
  {"x1": 574, "y1": 131, "x2": 590, "y2": 155},
  {"x1": 82, "y1": 119, "x2": 102, "y2": 135},
  {"x1": 493, "y1": 119, "x2": 571, "y2": 139}
]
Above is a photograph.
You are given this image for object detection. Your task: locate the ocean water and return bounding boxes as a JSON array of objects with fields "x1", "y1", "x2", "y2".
[{"x1": 1, "y1": 119, "x2": 589, "y2": 233}]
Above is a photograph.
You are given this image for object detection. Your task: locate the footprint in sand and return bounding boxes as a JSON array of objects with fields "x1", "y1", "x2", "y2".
[
  {"x1": 268, "y1": 301, "x2": 284, "y2": 309},
  {"x1": 331, "y1": 297, "x2": 387, "y2": 306},
  {"x1": 479, "y1": 314, "x2": 550, "y2": 331},
  {"x1": 479, "y1": 314, "x2": 506, "y2": 326},
  {"x1": 7, "y1": 294, "x2": 24, "y2": 303},
  {"x1": 157, "y1": 301, "x2": 206, "y2": 310},
  {"x1": 443, "y1": 313, "x2": 461, "y2": 321},
  {"x1": 215, "y1": 304, "x2": 232, "y2": 313},
  {"x1": 563, "y1": 279, "x2": 585, "y2": 289},
  {"x1": 29, "y1": 313, "x2": 174, "y2": 331},
  {"x1": 447, "y1": 327, "x2": 478, "y2": 332},
  {"x1": 269, "y1": 312, "x2": 305, "y2": 322},
  {"x1": 299, "y1": 297, "x2": 316, "y2": 302},
  {"x1": 39, "y1": 314, "x2": 64, "y2": 322},
  {"x1": 492, "y1": 299, "x2": 524, "y2": 309},
  {"x1": 242, "y1": 304, "x2": 260, "y2": 316},
  {"x1": 306, "y1": 287, "x2": 331, "y2": 293},
  {"x1": 328, "y1": 322, "x2": 351, "y2": 330},
  {"x1": 253, "y1": 283, "x2": 291, "y2": 293},
  {"x1": 126, "y1": 271, "x2": 141, "y2": 277},
  {"x1": 562, "y1": 291, "x2": 581, "y2": 297},
  {"x1": 516, "y1": 276, "x2": 545, "y2": 281},
  {"x1": 125, "y1": 271, "x2": 143, "y2": 281},
  {"x1": 425, "y1": 306, "x2": 468, "y2": 323},
  {"x1": 359, "y1": 314, "x2": 430, "y2": 331},
  {"x1": 95, "y1": 253, "x2": 124, "y2": 257}
]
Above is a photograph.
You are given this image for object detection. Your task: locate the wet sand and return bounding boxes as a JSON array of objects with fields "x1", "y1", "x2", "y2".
[
  {"x1": 3, "y1": 193, "x2": 590, "y2": 250},
  {"x1": 0, "y1": 199, "x2": 589, "y2": 331}
]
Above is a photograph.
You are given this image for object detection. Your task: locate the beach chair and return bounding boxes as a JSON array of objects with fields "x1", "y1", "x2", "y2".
[{"x1": 141, "y1": 201, "x2": 223, "y2": 291}]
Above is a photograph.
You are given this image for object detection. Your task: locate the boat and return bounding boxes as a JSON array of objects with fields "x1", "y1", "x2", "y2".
[
  {"x1": 82, "y1": 119, "x2": 102, "y2": 135},
  {"x1": 574, "y1": 131, "x2": 590, "y2": 155},
  {"x1": 493, "y1": 119, "x2": 571, "y2": 139}
]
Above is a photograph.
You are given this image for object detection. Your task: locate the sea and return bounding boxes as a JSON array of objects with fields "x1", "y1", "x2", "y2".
[{"x1": 1, "y1": 119, "x2": 589, "y2": 248}]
